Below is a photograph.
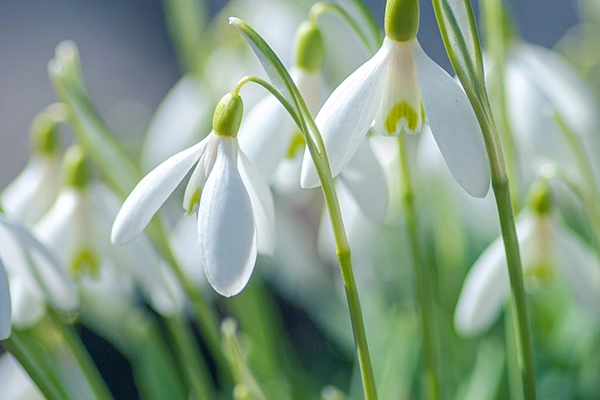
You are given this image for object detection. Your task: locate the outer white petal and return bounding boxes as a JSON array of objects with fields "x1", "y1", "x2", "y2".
[
  {"x1": 0, "y1": 259, "x2": 10, "y2": 339},
  {"x1": 339, "y1": 136, "x2": 388, "y2": 222},
  {"x1": 301, "y1": 43, "x2": 392, "y2": 188},
  {"x1": 0, "y1": 354, "x2": 45, "y2": 399},
  {"x1": 1, "y1": 156, "x2": 62, "y2": 227},
  {"x1": 141, "y1": 76, "x2": 210, "y2": 172},
  {"x1": 412, "y1": 41, "x2": 490, "y2": 198},
  {"x1": 554, "y1": 228, "x2": 600, "y2": 315},
  {"x1": 454, "y1": 237, "x2": 509, "y2": 336},
  {"x1": 455, "y1": 215, "x2": 536, "y2": 336},
  {"x1": 237, "y1": 94, "x2": 294, "y2": 180},
  {"x1": 198, "y1": 137, "x2": 257, "y2": 297},
  {"x1": 239, "y1": 150, "x2": 276, "y2": 255},
  {"x1": 111, "y1": 138, "x2": 209, "y2": 245}
]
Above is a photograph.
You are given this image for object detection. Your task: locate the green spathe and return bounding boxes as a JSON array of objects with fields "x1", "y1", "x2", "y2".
[
  {"x1": 385, "y1": 0, "x2": 420, "y2": 42},
  {"x1": 295, "y1": 20, "x2": 325, "y2": 72},
  {"x1": 213, "y1": 93, "x2": 244, "y2": 137},
  {"x1": 64, "y1": 145, "x2": 90, "y2": 189}
]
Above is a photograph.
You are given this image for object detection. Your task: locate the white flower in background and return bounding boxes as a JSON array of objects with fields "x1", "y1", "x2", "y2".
[
  {"x1": 34, "y1": 146, "x2": 182, "y2": 315},
  {"x1": 1, "y1": 104, "x2": 66, "y2": 227},
  {"x1": 0, "y1": 258, "x2": 10, "y2": 340},
  {"x1": 0, "y1": 353, "x2": 45, "y2": 399},
  {"x1": 238, "y1": 20, "x2": 388, "y2": 221},
  {"x1": 502, "y1": 42, "x2": 598, "y2": 179},
  {"x1": 112, "y1": 93, "x2": 275, "y2": 297},
  {"x1": 454, "y1": 182, "x2": 600, "y2": 336},
  {"x1": 0, "y1": 214, "x2": 78, "y2": 329},
  {"x1": 141, "y1": 76, "x2": 211, "y2": 172},
  {"x1": 301, "y1": 0, "x2": 490, "y2": 198}
]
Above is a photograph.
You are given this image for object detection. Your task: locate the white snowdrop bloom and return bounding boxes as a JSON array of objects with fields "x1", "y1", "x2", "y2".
[
  {"x1": 301, "y1": 0, "x2": 490, "y2": 198},
  {"x1": 0, "y1": 258, "x2": 10, "y2": 340},
  {"x1": 238, "y1": 20, "x2": 388, "y2": 221},
  {"x1": 454, "y1": 185, "x2": 600, "y2": 336},
  {"x1": 502, "y1": 42, "x2": 598, "y2": 178},
  {"x1": 0, "y1": 353, "x2": 45, "y2": 399},
  {"x1": 141, "y1": 76, "x2": 211, "y2": 172},
  {"x1": 1, "y1": 104, "x2": 66, "y2": 227},
  {"x1": 34, "y1": 146, "x2": 182, "y2": 315},
  {"x1": 0, "y1": 214, "x2": 78, "y2": 329},
  {"x1": 112, "y1": 93, "x2": 275, "y2": 297}
]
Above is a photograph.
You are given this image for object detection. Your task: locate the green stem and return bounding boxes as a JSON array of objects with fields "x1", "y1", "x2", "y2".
[
  {"x1": 2, "y1": 334, "x2": 66, "y2": 400},
  {"x1": 49, "y1": 312, "x2": 114, "y2": 400},
  {"x1": 397, "y1": 135, "x2": 441, "y2": 400},
  {"x1": 165, "y1": 316, "x2": 216, "y2": 400}
]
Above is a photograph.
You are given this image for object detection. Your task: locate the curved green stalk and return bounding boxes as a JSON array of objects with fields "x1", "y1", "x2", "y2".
[
  {"x1": 48, "y1": 312, "x2": 114, "y2": 400},
  {"x1": 397, "y1": 134, "x2": 441, "y2": 400},
  {"x1": 431, "y1": 0, "x2": 536, "y2": 398},
  {"x1": 2, "y1": 333, "x2": 67, "y2": 400},
  {"x1": 165, "y1": 316, "x2": 215, "y2": 400},
  {"x1": 231, "y1": 18, "x2": 377, "y2": 400}
]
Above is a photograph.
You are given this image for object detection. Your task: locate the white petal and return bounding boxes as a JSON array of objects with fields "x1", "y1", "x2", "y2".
[
  {"x1": 301, "y1": 42, "x2": 392, "y2": 188},
  {"x1": 111, "y1": 138, "x2": 209, "y2": 245},
  {"x1": 0, "y1": 259, "x2": 11, "y2": 339},
  {"x1": 412, "y1": 40, "x2": 490, "y2": 198},
  {"x1": 0, "y1": 353, "x2": 45, "y2": 399},
  {"x1": 1, "y1": 156, "x2": 62, "y2": 227},
  {"x1": 141, "y1": 76, "x2": 210, "y2": 172},
  {"x1": 183, "y1": 134, "x2": 219, "y2": 213},
  {"x1": 238, "y1": 150, "x2": 276, "y2": 255},
  {"x1": 237, "y1": 94, "x2": 295, "y2": 180},
  {"x1": 339, "y1": 137, "x2": 388, "y2": 222},
  {"x1": 9, "y1": 274, "x2": 45, "y2": 328},
  {"x1": 374, "y1": 39, "x2": 423, "y2": 136},
  {"x1": 554, "y1": 228, "x2": 600, "y2": 315},
  {"x1": 454, "y1": 236, "x2": 510, "y2": 336},
  {"x1": 198, "y1": 137, "x2": 257, "y2": 297},
  {"x1": 455, "y1": 215, "x2": 536, "y2": 336}
]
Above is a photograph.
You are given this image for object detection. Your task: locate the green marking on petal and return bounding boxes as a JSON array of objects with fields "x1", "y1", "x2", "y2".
[
  {"x1": 286, "y1": 132, "x2": 306, "y2": 159},
  {"x1": 525, "y1": 263, "x2": 554, "y2": 288},
  {"x1": 186, "y1": 187, "x2": 202, "y2": 214},
  {"x1": 384, "y1": 101, "x2": 419, "y2": 135},
  {"x1": 70, "y1": 248, "x2": 99, "y2": 279}
]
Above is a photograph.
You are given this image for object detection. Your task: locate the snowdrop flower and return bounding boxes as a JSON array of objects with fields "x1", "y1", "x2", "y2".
[
  {"x1": 454, "y1": 180, "x2": 600, "y2": 336},
  {"x1": 34, "y1": 146, "x2": 181, "y2": 315},
  {"x1": 0, "y1": 214, "x2": 77, "y2": 329},
  {"x1": 502, "y1": 42, "x2": 598, "y2": 178},
  {"x1": 0, "y1": 258, "x2": 10, "y2": 339},
  {"x1": 238, "y1": 20, "x2": 388, "y2": 221},
  {"x1": 301, "y1": 0, "x2": 490, "y2": 198},
  {"x1": 1, "y1": 104, "x2": 66, "y2": 227},
  {"x1": 112, "y1": 93, "x2": 275, "y2": 297}
]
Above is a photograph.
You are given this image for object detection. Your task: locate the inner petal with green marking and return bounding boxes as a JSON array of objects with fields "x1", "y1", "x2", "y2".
[
  {"x1": 70, "y1": 248, "x2": 100, "y2": 279},
  {"x1": 375, "y1": 38, "x2": 423, "y2": 136}
]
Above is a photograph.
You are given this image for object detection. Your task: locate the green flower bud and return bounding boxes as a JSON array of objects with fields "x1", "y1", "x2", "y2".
[
  {"x1": 213, "y1": 93, "x2": 244, "y2": 137},
  {"x1": 63, "y1": 145, "x2": 90, "y2": 189},
  {"x1": 294, "y1": 21, "x2": 325, "y2": 72},
  {"x1": 527, "y1": 179, "x2": 552, "y2": 216},
  {"x1": 385, "y1": 0, "x2": 420, "y2": 42}
]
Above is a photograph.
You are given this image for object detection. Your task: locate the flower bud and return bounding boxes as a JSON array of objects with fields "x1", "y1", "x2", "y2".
[
  {"x1": 63, "y1": 145, "x2": 89, "y2": 189},
  {"x1": 527, "y1": 179, "x2": 552, "y2": 215},
  {"x1": 294, "y1": 21, "x2": 325, "y2": 72}
]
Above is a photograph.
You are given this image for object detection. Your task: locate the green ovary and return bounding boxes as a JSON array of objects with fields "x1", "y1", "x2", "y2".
[{"x1": 384, "y1": 101, "x2": 419, "y2": 134}]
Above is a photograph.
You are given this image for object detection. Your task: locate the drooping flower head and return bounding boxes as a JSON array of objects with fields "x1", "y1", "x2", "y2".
[
  {"x1": 112, "y1": 92, "x2": 275, "y2": 297},
  {"x1": 454, "y1": 178, "x2": 600, "y2": 336},
  {"x1": 301, "y1": 0, "x2": 490, "y2": 198}
]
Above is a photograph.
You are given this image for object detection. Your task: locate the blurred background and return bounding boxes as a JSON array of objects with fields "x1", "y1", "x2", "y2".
[{"x1": 0, "y1": 0, "x2": 580, "y2": 188}]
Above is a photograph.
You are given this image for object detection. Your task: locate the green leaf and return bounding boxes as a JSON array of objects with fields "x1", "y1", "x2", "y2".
[{"x1": 432, "y1": 0, "x2": 485, "y2": 92}]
